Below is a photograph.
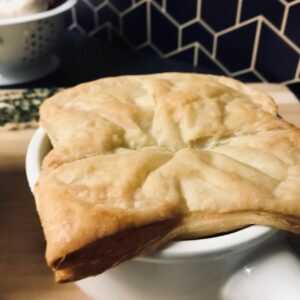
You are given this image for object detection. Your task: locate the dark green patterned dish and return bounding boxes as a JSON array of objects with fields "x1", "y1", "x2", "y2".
[{"x1": 0, "y1": 88, "x2": 61, "y2": 130}]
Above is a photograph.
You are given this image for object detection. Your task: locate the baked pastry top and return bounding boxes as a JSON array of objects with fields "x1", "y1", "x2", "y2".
[{"x1": 35, "y1": 73, "x2": 300, "y2": 283}]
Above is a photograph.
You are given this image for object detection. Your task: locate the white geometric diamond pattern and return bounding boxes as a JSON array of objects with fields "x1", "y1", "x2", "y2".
[{"x1": 69, "y1": 0, "x2": 300, "y2": 84}]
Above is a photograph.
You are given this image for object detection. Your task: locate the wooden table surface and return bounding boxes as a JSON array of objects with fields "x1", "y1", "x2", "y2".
[
  {"x1": 0, "y1": 172, "x2": 90, "y2": 300},
  {"x1": 0, "y1": 84, "x2": 299, "y2": 300}
]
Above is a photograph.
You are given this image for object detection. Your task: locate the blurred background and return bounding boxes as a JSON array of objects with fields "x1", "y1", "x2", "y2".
[{"x1": 65, "y1": 0, "x2": 300, "y2": 94}]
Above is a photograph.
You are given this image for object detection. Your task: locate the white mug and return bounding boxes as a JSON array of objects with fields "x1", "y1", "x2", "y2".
[{"x1": 26, "y1": 128, "x2": 300, "y2": 300}]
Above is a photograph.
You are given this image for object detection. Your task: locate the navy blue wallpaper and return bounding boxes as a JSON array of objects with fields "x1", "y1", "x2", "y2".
[{"x1": 66, "y1": 0, "x2": 300, "y2": 91}]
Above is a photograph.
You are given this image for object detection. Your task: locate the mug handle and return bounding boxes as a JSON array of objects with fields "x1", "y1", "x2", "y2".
[{"x1": 222, "y1": 234, "x2": 300, "y2": 300}]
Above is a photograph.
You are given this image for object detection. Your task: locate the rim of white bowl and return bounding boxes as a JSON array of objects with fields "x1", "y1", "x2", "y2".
[
  {"x1": 143, "y1": 225, "x2": 275, "y2": 262},
  {"x1": 26, "y1": 127, "x2": 276, "y2": 261},
  {"x1": 0, "y1": 0, "x2": 77, "y2": 26}
]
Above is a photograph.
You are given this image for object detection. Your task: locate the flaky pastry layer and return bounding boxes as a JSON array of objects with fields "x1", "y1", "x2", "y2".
[{"x1": 35, "y1": 73, "x2": 300, "y2": 282}]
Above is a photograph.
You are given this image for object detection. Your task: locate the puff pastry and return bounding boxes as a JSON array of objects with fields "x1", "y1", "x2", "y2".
[{"x1": 35, "y1": 73, "x2": 300, "y2": 283}]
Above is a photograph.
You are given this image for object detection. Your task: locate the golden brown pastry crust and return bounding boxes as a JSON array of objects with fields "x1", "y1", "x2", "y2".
[{"x1": 35, "y1": 73, "x2": 300, "y2": 283}]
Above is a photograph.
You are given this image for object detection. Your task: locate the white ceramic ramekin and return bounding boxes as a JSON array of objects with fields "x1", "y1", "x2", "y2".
[
  {"x1": 0, "y1": 0, "x2": 76, "y2": 86},
  {"x1": 26, "y1": 128, "x2": 300, "y2": 300}
]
